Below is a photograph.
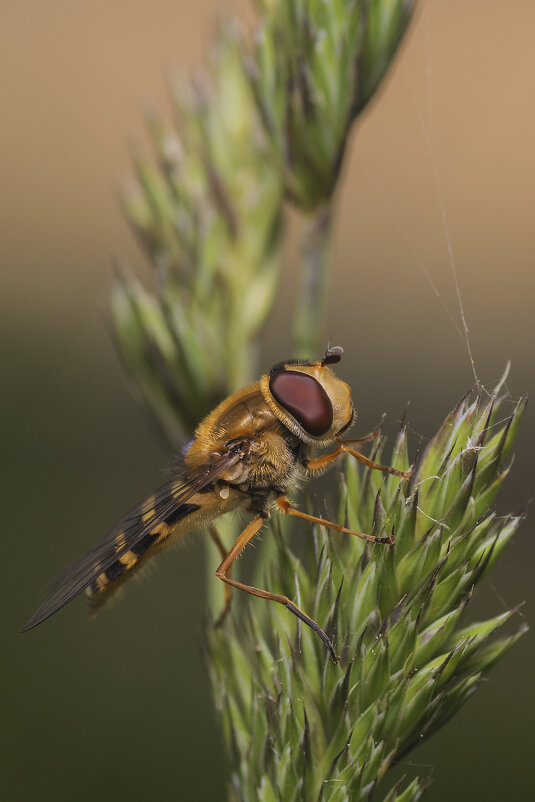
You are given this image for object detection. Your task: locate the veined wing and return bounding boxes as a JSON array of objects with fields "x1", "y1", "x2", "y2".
[{"x1": 21, "y1": 449, "x2": 244, "y2": 632}]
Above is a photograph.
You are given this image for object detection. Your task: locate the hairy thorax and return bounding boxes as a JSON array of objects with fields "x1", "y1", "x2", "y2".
[
  {"x1": 241, "y1": 428, "x2": 301, "y2": 491},
  {"x1": 185, "y1": 383, "x2": 303, "y2": 493}
]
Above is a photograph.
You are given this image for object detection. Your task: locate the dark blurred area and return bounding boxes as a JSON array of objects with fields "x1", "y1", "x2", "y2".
[{"x1": 2, "y1": 2, "x2": 534, "y2": 800}]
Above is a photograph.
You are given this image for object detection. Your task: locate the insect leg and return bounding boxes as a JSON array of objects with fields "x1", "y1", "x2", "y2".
[
  {"x1": 276, "y1": 496, "x2": 394, "y2": 544},
  {"x1": 337, "y1": 442, "x2": 411, "y2": 480},
  {"x1": 340, "y1": 430, "x2": 378, "y2": 445},
  {"x1": 305, "y1": 443, "x2": 410, "y2": 480},
  {"x1": 304, "y1": 446, "x2": 345, "y2": 474},
  {"x1": 215, "y1": 515, "x2": 340, "y2": 663},
  {"x1": 208, "y1": 524, "x2": 233, "y2": 628}
]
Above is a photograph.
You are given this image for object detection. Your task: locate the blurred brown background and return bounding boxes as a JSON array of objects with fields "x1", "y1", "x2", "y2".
[{"x1": 2, "y1": 1, "x2": 534, "y2": 800}]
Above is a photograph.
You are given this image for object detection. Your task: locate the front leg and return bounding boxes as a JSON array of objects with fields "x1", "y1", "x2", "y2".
[
  {"x1": 302, "y1": 429, "x2": 377, "y2": 476},
  {"x1": 305, "y1": 438, "x2": 410, "y2": 480}
]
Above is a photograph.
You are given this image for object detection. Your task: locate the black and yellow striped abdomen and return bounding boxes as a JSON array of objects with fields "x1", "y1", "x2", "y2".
[
  {"x1": 85, "y1": 502, "x2": 200, "y2": 613},
  {"x1": 84, "y1": 483, "x2": 246, "y2": 614}
]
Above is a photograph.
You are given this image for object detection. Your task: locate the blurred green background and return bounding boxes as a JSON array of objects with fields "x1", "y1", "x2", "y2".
[{"x1": 2, "y1": 1, "x2": 534, "y2": 799}]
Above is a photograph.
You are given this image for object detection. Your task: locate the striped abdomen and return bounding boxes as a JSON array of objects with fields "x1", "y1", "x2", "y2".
[{"x1": 85, "y1": 501, "x2": 200, "y2": 614}]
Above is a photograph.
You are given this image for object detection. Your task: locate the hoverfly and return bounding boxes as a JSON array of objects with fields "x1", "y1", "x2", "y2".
[{"x1": 22, "y1": 346, "x2": 409, "y2": 662}]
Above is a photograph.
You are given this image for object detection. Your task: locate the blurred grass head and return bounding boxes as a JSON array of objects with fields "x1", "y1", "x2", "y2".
[
  {"x1": 250, "y1": 0, "x2": 416, "y2": 211},
  {"x1": 112, "y1": 24, "x2": 283, "y2": 445}
]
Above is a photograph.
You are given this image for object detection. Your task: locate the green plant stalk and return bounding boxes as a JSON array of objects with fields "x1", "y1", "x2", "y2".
[{"x1": 294, "y1": 203, "x2": 333, "y2": 358}]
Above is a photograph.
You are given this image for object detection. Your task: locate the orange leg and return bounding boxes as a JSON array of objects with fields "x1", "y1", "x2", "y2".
[
  {"x1": 306, "y1": 440, "x2": 411, "y2": 480},
  {"x1": 215, "y1": 515, "x2": 340, "y2": 663},
  {"x1": 340, "y1": 429, "x2": 379, "y2": 446},
  {"x1": 276, "y1": 497, "x2": 394, "y2": 544},
  {"x1": 208, "y1": 525, "x2": 233, "y2": 628}
]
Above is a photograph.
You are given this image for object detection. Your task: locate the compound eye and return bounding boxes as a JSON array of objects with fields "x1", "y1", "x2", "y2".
[{"x1": 269, "y1": 370, "x2": 333, "y2": 437}]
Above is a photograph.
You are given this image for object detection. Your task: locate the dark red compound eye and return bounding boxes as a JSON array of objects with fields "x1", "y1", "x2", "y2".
[{"x1": 269, "y1": 370, "x2": 333, "y2": 437}]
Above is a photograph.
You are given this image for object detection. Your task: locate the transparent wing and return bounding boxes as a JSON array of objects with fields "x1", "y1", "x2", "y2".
[{"x1": 22, "y1": 449, "x2": 243, "y2": 631}]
